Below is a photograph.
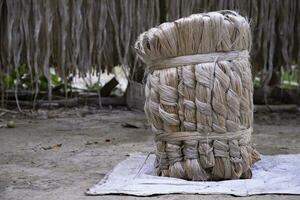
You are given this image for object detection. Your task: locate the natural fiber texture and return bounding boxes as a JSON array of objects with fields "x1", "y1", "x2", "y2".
[
  {"x1": 135, "y1": 10, "x2": 260, "y2": 181},
  {"x1": 146, "y1": 50, "x2": 249, "y2": 71},
  {"x1": 1, "y1": 1, "x2": 300, "y2": 108},
  {"x1": 0, "y1": 0, "x2": 161, "y2": 104}
]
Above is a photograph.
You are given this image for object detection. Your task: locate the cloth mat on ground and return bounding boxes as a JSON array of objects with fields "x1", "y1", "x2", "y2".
[{"x1": 86, "y1": 153, "x2": 300, "y2": 196}]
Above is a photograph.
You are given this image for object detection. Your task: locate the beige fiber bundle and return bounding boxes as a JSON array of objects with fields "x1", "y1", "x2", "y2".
[{"x1": 135, "y1": 10, "x2": 260, "y2": 181}]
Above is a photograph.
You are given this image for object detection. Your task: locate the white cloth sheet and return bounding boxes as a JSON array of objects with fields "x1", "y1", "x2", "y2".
[{"x1": 87, "y1": 153, "x2": 300, "y2": 196}]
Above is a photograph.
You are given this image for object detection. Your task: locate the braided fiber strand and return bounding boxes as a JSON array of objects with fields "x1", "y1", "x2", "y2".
[
  {"x1": 182, "y1": 65, "x2": 208, "y2": 180},
  {"x1": 135, "y1": 10, "x2": 260, "y2": 181},
  {"x1": 159, "y1": 68, "x2": 186, "y2": 178}
]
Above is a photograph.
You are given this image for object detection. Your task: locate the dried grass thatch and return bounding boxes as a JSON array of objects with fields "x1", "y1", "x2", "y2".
[
  {"x1": 0, "y1": 0, "x2": 160, "y2": 105},
  {"x1": 0, "y1": 0, "x2": 299, "y2": 106},
  {"x1": 165, "y1": 0, "x2": 300, "y2": 98}
]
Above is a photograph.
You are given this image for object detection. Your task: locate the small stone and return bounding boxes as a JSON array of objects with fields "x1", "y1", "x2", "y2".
[{"x1": 6, "y1": 120, "x2": 16, "y2": 128}]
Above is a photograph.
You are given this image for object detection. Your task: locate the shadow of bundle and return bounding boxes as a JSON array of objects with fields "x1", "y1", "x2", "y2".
[{"x1": 135, "y1": 10, "x2": 260, "y2": 181}]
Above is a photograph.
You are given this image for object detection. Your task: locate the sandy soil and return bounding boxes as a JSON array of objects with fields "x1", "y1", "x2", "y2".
[{"x1": 0, "y1": 107, "x2": 299, "y2": 200}]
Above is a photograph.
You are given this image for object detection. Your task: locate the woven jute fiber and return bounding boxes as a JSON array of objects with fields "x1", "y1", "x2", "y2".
[{"x1": 135, "y1": 10, "x2": 260, "y2": 181}]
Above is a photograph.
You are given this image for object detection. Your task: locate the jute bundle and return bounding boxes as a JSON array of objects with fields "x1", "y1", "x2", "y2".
[{"x1": 135, "y1": 10, "x2": 260, "y2": 181}]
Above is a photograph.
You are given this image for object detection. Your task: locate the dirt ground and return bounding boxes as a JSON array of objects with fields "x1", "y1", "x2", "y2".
[{"x1": 0, "y1": 107, "x2": 300, "y2": 200}]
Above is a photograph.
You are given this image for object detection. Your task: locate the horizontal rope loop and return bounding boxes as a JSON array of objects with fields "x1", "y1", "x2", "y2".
[
  {"x1": 146, "y1": 50, "x2": 249, "y2": 71},
  {"x1": 155, "y1": 128, "x2": 252, "y2": 142}
]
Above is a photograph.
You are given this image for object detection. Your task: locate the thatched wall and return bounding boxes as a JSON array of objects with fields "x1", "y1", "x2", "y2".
[
  {"x1": 165, "y1": 0, "x2": 300, "y2": 94},
  {"x1": 0, "y1": 0, "x2": 299, "y2": 105}
]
